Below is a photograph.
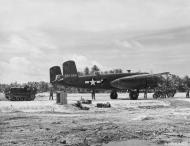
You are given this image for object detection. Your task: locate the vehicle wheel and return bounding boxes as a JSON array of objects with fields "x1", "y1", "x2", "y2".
[
  {"x1": 12, "y1": 96, "x2": 16, "y2": 101},
  {"x1": 30, "y1": 94, "x2": 35, "y2": 100},
  {"x1": 160, "y1": 93, "x2": 166, "y2": 98},
  {"x1": 17, "y1": 96, "x2": 21, "y2": 101},
  {"x1": 110, "y1": 91, "x2": 118, "y2": 99},
  {"x1": 167, "y1": 92, "x2": 175, "y2": 98},
  {"x1": 153, "y1": 91, "x2": 163, "y2": 99},
  {"x1": 129, "y1": 91, "x2": 139, "y2": 100},
  {"x1": 167, "y1": 92, "x2": 173, "y2": 98},
  {"x1": 5, "y1": 95, "x2": 10, "y2": 100},
  {"x1": 153, "y1": 93, "x2": 158, "y2": 99},
  {"x1": 20, "y1": 97, "x2": 23, "y2": 101}
]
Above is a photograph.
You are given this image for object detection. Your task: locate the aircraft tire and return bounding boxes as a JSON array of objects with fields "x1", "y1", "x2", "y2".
[
  {"x1": 167, "y1": 92, "x2": 175, "y2": 98},
  {"x1": 129, "y1": 91, "x2": 139, "y2": 100},
  {"x1": 167, "y1": 93, "x2": 172, "y2": 98},
  {"x1": 110, "y1": 91, "x2": 118, "y2": 99},
  {"x1": 171, "y1": 92, "x2": 175, "y2": 97},
  {"x1": 153, "y1": 93, "x2": 158, "y2": 99}
]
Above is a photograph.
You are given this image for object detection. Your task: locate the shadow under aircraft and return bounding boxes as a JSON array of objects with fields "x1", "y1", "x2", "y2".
[{"x1": 50, "y1": 60, "x2": 173, "y2": 100}]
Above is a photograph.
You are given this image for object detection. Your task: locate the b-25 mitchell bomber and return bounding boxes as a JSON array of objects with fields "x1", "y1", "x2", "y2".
[{"x1": 50, "y1": 60, "x2": 174, "y2": 100}]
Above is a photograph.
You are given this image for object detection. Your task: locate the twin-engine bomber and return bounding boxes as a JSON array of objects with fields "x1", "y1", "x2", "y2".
[{"x1": 50, "y1": 60, "x2": 174, "y2": 100}]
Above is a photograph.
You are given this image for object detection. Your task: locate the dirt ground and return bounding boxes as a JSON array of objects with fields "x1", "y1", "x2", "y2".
[{"x1": 0, "y1": 92, "x2": 190, "y2": 146}]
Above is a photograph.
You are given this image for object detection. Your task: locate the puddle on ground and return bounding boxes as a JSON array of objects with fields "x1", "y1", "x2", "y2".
[{"x1": 103, "y1": 140, "x2": 189, "y2": 146}]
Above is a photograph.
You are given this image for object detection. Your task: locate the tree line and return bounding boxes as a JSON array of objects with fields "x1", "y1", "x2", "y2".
[{"x1": 78, "y1": 65, "x2": 123, "y2": 76}]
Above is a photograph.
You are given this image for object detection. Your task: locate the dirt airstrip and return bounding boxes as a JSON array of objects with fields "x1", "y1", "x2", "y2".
[{"x1": 0, "y1": 92, "x2": 190, "y2": 146}]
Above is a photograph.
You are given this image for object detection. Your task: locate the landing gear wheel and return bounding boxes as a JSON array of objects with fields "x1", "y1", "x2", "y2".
[
  {"x1": 167, "y1": 92, "x2": 175, "y2": 98},
  {"x1": 110, "y1": 91, "x2": 118, "y2": 99},
  {"x1": 30, "y1": 94, "x2": 35, "y2": 100},
  {"x1": 171, "y1": 92, "x2": 175, "y2": 97},
  {"x1": 153, "y1": 93, "x2": 159, "y2": 99},
  {"x1": 129, "y1": 91, "x2": 139, "y2": 100}
]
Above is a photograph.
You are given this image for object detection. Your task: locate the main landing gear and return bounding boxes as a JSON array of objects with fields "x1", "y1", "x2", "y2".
[
  {"x1": 129, "y1": 90, "x2": 139, "y2": 100},
  {"x1": 110, "y1": 90, "x2": 139, "y2": 100},
  {"x1": 110, "y1": 90, "x2": 118, "y2": 99}
]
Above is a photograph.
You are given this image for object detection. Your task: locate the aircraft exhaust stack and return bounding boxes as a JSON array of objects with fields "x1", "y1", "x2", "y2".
[
  {"x1": 50, "y1": 66, "x2": 62, "y2": 83},
  {"x1": 62, "y1": 60, "x2": 78, "y2": 78}
]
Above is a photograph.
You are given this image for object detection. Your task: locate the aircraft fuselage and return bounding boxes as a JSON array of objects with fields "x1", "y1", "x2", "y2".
[{"x1": 56, "y1": 72, "x2": 159, "y2": 91}]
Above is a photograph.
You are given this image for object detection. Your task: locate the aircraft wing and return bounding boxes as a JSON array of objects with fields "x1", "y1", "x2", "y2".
[{"x1": 111, "y1": 72, "x2": 170, "y2": 89}]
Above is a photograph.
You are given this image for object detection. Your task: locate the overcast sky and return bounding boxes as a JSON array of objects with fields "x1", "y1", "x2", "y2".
[{"x1": 0, "y1": 0, "x2": 190, "y2": 83}]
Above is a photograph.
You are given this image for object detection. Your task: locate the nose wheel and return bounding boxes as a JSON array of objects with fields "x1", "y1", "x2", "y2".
[
  {"x1": 129, "y1": 90, "x2": 139, "y2": 100},
  {"x1": 110, "y1": 90, "x2": 118, "y2": 99}
]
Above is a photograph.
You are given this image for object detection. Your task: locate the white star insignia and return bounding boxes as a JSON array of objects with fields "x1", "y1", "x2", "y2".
[
  {"x1": 85, "y1": 78, "x2": 103, "y2": 86},
  {"x1": 90, "y1": 78, "x2": 96, "y2": 86}
]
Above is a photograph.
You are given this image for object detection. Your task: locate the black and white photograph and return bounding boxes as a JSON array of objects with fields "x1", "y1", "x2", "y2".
[{"x1": 0, "y1": 0, "x2": 190, "y2": 145}]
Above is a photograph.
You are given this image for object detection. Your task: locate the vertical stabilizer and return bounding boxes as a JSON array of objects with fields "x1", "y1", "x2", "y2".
[
  {"x1": 62, "y1": 60, "x2": 78, "y2": 78},
  {"x1": 50, "y1": 66, "x2": 62, "y2": 83}
]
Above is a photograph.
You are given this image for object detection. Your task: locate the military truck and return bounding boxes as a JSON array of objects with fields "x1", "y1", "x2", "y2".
[{"x1": 4, "y1": 86, "x2": 37, "y2": 101}]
